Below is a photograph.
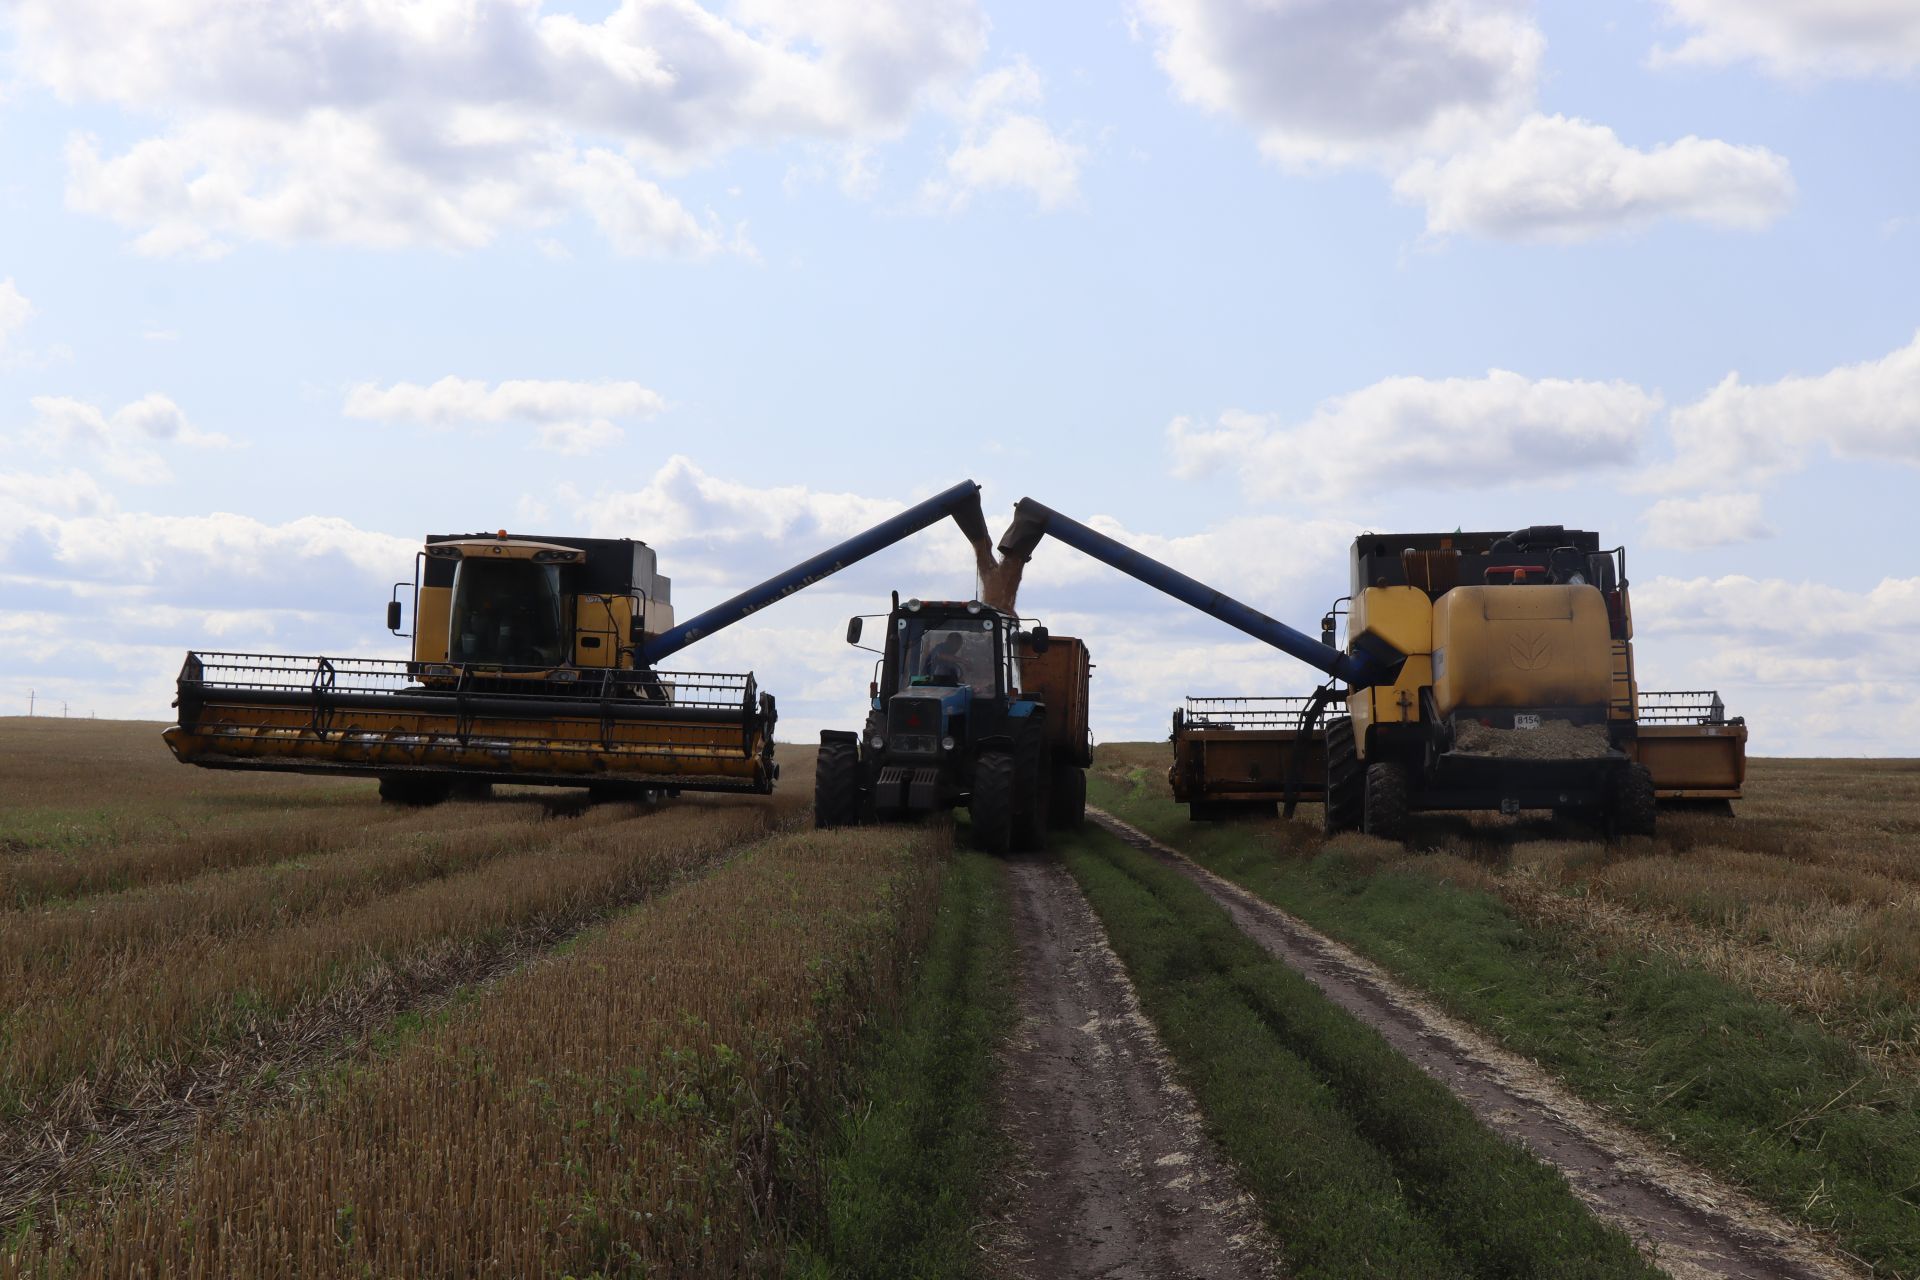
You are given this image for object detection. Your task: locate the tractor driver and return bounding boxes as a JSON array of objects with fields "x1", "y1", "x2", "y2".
[{"x1": 921, "y1": 631, "x2": 968, "y2": 685}]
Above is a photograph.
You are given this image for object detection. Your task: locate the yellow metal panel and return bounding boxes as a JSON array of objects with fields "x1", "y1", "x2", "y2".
[
  {"x1": 413, "y1": 586, "x2": 452, "y2": 664},
  {"x1": 1631, "y1": 723, "x2": 1747, "y2": 797},
  {"x1": 1351, "y1": 586, "x2": 1433, "y2": 658},
  {"x1": 574, "y1": 594, "x2": 631, "y2": 669},
  {"x1": 1431, "y1": 585, "x2": 1612, "y2": 714}
]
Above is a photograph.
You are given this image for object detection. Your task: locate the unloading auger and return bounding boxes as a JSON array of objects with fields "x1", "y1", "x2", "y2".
[{"x1": 165, "y1": 480, "x2": 994, "y2": 803}]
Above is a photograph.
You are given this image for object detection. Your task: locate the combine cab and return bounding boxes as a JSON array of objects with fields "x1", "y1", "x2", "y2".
[{"x1": 166, "y1": 531, "x2": 777, "y2": 802}]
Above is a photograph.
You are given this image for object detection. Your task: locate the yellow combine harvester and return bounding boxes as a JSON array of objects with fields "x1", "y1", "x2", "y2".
[
  {"x1": 165, "y1": 531, "x2": 777, "y2": 803},
  {"x1": 1166, "y1": 527, "x2": 1748, "y2": 833},
  {"x1": 166, "y1": 481, "x2": 997, "y2": 804}
]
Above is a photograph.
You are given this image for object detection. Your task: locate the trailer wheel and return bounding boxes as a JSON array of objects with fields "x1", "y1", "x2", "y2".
[
  {"x1": 1323, "y1": 717, "x2": 1363, "y2": 835},
  {"x1": 971, "y1": 751, "x2": 1015, "y2": 854},
  {"x1": 1013, "y1": 728, "x2": 1051, "y2": 852},
  {"x1": 1048, "y1": 763, "x2": 1086, "y2": 829},
  {"x1": 1608, "y1": 764, "x2": 1657, "y2": 839},
  {"x1": 378, "y1": 775, "x2": 452, "y2": 806},
  {"x1": 1363, "y1": 761, "x2": 1411, "y2": 843},
  {"x1": 814, "y1": 742, "x2": 861, "y2": 829}
]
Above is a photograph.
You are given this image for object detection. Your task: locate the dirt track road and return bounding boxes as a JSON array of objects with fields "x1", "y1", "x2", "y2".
[
  {"x1": 993, "y1": 854, "x2": 1277, "y2": 1280},
  {"x1": 1089, "y1": 809, "x2": 1864, "y2": 1280}
]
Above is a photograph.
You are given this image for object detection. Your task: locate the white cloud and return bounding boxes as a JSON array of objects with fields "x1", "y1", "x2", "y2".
[
  {"x1": 345, "y1": 377, "x2": 665, "y2": 426},
  {"x1": 1641, "y1": 492, "x2": 1772, "y2": 550},
  {"x1": 0, "y1": 278, "x2": 33, "y2": 354},
  {"x1": 1133, "y1": 0, "x2": 1540, "y2": 168},
  {"x1": 344, "y1": 376, "x2": 663, "y2": 454},
  {"x1": 1632, "y1": 573, "x2": 1920, "y2": 753},
  {"x1": 940, "y1": 116, "x2": 1085, "y2": 211},
  {"x1": 13, "y1": 0, "x2": 990, "y2": 255},
  {"x1": 1395, "y1": 114, "x2": 1793, "y2": 241},
  {"x1": 1168, "y1": 370, "x2": 1661, "y2": 500},
  {"x1": 536, "y1": 420, "x2": 624, "y2": 455},
  {"x1": 1655, "y1": 329, "x2": 1920, "y2": 490},
  {"x1": 1130, "y1": 0, "x2": 1793, "y2": 240},
  {"x1": 24, "y1": 393, "x2": 232, "y2": 482},
  {"x1": 924, "y1": 61, "x2": 1084, "y2": 212},
  {"x1": 1652, "y1": 0, "x2": 1920, "y2": 78}
]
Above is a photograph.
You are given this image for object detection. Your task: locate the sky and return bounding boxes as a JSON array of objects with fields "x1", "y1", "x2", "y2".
[{"x1": 1, "y1": 0, "x2": 1917, "y2": 755}]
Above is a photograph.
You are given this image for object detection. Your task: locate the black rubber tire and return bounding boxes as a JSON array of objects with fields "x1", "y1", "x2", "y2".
[
  {"x1": 1048, "y1": 763, "x2": 1087, "y2": 829},
  {"x1": 1188, "y1": 801, "x2": 1218, "y2": 822},
  {"x1": 449, "y1": 780, "x2": 493, "y2": 801},
  {"x1": 970, "y1": 751, "x2": 1015, "y2": 855},
  {"x1": 1323, "y1": 717, "x2": 1364, "y2": 835},
  {"x1": 1609, "y1": 763, "x2": 1657, "y2": 839},
  {"x1": 378, "y1": 775, "x2": 452, "y2": 806},
  {"x1": 1363, "y1": 761, "x2": 1412, "y2": 842},
  {"x1": 813, "y1": 741, "x2": 861, "y2": 829},
  {"x1": 1013, "y1": 729, "x2": 1050, "y2": 853}
]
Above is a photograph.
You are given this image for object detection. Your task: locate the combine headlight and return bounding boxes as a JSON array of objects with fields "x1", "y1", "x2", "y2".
[
  {"x1": 869, "y1": 734, "x2": 886, "y2": 751},
  {"x1": 940, "y1": 735, "x2": 957, "y2": 752}
]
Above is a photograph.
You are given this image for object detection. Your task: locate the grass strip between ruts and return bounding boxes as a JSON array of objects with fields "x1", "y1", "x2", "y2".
[
  {"x1": 1090, "y1": 769, "x2": 1920, "y2": 1277},
  {"x1": 790, "y1": 850, "x2": 1017, "y2": 1280},
  {"x1": 1058, "y1": 823, "x2": 1658, "y2": 1280}
]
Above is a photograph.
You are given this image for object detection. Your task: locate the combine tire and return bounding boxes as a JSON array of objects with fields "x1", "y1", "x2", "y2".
[
  {"x1": 378, "y1": 775, "x2": 453, "y2": 807},
  {"x1": 1323, "y1": 717, "x2": 1363, "y2": 835},
  {"x1": 1608, "y1": 763, "x2": 1657, "y2": 839},
  {"x1": 814, "y1": 741, "x2": 861, "y2": 829},
  {"x1": 1048, "y1": 763, "x2": 1087, "y2": 829},
  {"x1": 971, "y1": 751, "x2": 1015, "y2": 854},
  {"x1": 1363, "y1": 761, "x2": 1412, "y2": 843}
]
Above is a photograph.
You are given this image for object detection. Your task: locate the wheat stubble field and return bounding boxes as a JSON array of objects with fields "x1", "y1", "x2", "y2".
[{"x1": 4, "y1": 715, "x2": 1919, "y2": 1278}]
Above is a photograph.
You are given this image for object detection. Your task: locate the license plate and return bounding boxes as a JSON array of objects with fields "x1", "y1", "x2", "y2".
[{"x1": 1513, "y1": 714, "x2": 1541, "y2": 730}]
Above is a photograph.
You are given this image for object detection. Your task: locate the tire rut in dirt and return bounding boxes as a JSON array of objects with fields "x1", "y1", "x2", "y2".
[
  {"x1": 992, "y1": 854, "x2": 1276, "y2": 1280},
  {"x1": 1088, "y1": 808, "x2": 1865, "y2": 1280}
]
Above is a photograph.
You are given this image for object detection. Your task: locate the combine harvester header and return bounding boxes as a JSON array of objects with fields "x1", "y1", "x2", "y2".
[{"x1": 166, "y1": 480, "x2": 993, "y2": 804}]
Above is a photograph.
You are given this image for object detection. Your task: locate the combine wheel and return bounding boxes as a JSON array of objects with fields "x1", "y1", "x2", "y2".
[
  {"x1": 1608, "y1": 763, "x2": 1657, "y2": 840},
  {"x1": 971, "y1": 751, "x2": 1016, "y2": 855},
  {"x1": 813, "y1": 741, "x2": 861, "y2": 829},
  {"x1": 378, "y1": 775, "x2": 453, "y2": 807},
  {"x1": 1048, "y1": 762, "x2": 1087, "y2": 829},
  {"x1": 1362, "y1": 762, "x2": 1411, "y2": 843},
  {"x1": 1323, "y1": 717, "x2": 1363, "y2": 835}
]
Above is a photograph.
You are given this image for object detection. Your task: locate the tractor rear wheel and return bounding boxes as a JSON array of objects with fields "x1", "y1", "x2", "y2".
[
  {"x1": 814, "y1": 741, "x2": 861, "y2": 829},
  {"x1": 971, "y1": 751, "x2": 1015, "y2": 854},
  {"x1": 1323, "y1": 717, "x2": 1363, "y2": 835},
  {"x1": 1608, "y1": 763, "x2": 1657, "y2": 839},
  {"x1": 1048, "y1": 763, "x2": 1086, "y2": 829},
  {"x1": 1363, "y1": 761, "x2": 1412, "y2": 842}
]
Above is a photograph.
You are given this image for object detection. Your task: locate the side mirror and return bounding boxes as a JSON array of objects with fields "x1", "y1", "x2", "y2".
[
  {"x1": 387, "y1": 600, "x2": 403, "y2": 632},
  {"x1": 1320, "y1": 614, "x2": 1336, "y2": 647},
  {"x1": 845, "y1": 617, "x2": 863, "y2": 645},
  {"x1": 1028, "y1": 624, "x2": 1050, "y2": 655}
]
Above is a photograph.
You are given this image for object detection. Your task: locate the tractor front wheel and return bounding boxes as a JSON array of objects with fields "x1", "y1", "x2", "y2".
[
  {"x1": 813, "y1": 741, "x2": 861, "y2": 829},
  {"x1": 971, "y1": 751, "x2": 1016, "y2": 854}
]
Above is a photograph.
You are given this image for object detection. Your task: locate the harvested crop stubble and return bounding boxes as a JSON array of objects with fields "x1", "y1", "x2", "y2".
[
  {"x1": 0, "y1": 797, "x2": 796, "y2": 1122},
  {"x1": 4, "y1": 825, "x2": 945, "y2": 1279},
  {"x1": 0, "y1": 801, "x2": 424, "y2": 907}
]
